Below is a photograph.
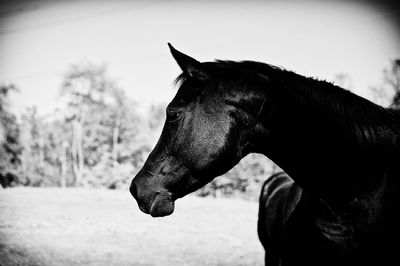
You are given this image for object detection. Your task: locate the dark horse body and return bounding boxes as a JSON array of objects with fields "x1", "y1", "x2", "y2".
[
  {"x1": 258, "y1": 171, "x2": 393, "y2": 266},
  {"x1": 130, "y1": 44, "x2": 400, "y2": 265}
]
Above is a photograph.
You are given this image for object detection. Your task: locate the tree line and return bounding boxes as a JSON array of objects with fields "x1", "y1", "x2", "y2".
[{"x1": 0, "y1": 59, "x2": 399, "y2": 199}]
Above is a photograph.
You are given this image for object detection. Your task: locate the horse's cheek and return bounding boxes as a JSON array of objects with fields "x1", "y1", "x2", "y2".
[{"x1": 193, "y1": 136, "x2": 230, "y2": 171}]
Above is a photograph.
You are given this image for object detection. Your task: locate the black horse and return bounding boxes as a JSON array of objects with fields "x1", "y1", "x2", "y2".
[{"x1": 130, "y1": 44, "x2": 400, "y2": 265}]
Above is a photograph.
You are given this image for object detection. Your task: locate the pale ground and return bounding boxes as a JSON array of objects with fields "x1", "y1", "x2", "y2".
[{"x1": 0, "y1": 187, "x2": 264, "y2": 266}]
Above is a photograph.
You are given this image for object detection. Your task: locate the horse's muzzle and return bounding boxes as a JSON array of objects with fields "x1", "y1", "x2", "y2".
[
  {"x1": 130, "y1": 180, "x2": 175, "y2": 217},
  {"x1": 149, "y1": 191, "x2": 175, "y2": 217}
]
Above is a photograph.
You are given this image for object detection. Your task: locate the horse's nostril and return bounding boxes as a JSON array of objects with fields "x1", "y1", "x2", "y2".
[{"x1": 130, "y1": 182, "x2": 138, "y2": 199}]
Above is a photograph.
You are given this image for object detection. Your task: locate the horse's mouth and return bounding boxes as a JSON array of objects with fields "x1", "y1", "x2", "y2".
[{"x1": 139, "y1": 191, "x2": 175, "y2": 217}]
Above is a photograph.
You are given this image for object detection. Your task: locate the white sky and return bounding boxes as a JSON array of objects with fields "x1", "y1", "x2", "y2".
[{"x1": 0, "y1": 0, "x2": 399, "y2": 116}]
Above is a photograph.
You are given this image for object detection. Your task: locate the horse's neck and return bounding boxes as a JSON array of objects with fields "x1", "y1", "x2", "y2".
[{"x1": 255, "y1": 74, "x2": 396, "y2": 207}]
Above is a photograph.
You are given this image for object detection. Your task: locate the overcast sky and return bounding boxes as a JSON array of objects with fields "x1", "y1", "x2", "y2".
[{"x1": 0, "y1": 0, "x2": 399, "y2": 116}]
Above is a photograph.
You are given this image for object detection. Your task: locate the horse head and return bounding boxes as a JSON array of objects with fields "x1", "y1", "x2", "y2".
[{"x1": 130, "y1": 44, "x2": 269, "y2": 217}]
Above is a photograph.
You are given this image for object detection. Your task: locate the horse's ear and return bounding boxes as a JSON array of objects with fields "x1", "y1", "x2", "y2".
[{"x1": 168, "y1": 43, "x2": 208, "y2": 80}]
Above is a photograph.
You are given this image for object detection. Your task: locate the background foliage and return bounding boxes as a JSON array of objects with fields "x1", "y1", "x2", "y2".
[{"x1": 1, "y1": 59, "x2": 399, "y2": 200}]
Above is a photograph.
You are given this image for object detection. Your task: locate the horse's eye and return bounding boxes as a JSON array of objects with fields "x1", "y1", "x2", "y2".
[{"x1": 167, "y1": 111, "x2": 181, "y2": 122}]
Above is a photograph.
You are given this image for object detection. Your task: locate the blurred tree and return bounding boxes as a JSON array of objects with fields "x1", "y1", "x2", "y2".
[
  {"x1": 42, "y1": 111, "x2": 72, "y2": 187},
  {"x1": 0, "y1": 117, "x2": 3, "y2": 144},
  {"x1": 19, "y1": 107, "x2": 73, "y2": 187},
  {"x1": 387, "y1": 59, "x2": 400, "y2": 109},
  {"x1": 370, "y1": 59, "x2": 400, "y2": 107},
  {"x1": 20, "y1": 107, "x2": 43, "y2": 186},
  {"x1": 334, "y1": 72, "x2": 354, "y2": 91},
  {"x1": 0, "y1": 84, "x2": 22, "y2": 187},
  {"x1": 196, "y1": 154, "x2": 276, "y2": 200},
  {"x1": 60, "y1": 62, "x2": 144, "y2": 187},
  {"x1": 148, "y1": 104, "x2": 166, "y2": 131},
  {"x1": 61, "y1": 63, "x2": 113, "y2": 185}
]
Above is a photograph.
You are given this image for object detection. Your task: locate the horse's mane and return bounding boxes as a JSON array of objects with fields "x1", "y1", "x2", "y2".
[{"x1": 175, "y1": 59, "x2": 400, "y2": 147}]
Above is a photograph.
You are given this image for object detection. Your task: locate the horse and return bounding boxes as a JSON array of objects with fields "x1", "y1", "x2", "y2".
[{"x1": 130, "y1": 44, "x2": 400, "y2": 265}]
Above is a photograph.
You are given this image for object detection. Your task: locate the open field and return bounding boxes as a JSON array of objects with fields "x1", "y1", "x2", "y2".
[{"x1": 0, "y1": 187, "x2": 264, "y2": 266}]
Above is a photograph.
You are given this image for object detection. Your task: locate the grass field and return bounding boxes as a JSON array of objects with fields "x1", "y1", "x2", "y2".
[{"x1": 0, "y1": 187, "x2": 264, "y2": 266}]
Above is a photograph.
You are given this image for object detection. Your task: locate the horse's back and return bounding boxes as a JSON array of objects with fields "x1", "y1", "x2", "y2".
[{"x1": 257, "y1": 172, "x2": 303, "y2": 265}]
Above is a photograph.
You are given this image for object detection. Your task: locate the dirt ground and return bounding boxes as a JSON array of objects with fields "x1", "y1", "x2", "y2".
[{"x1": 0, "y1": 187, "x2": 264, "y2": 266}]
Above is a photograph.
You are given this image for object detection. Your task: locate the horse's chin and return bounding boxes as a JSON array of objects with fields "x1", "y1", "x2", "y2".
[{"x1": 149, "y1": 191, "x2": 175, "y2": 217}]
